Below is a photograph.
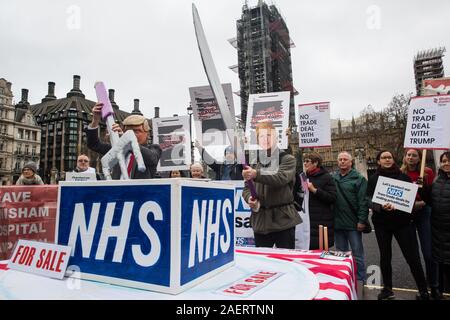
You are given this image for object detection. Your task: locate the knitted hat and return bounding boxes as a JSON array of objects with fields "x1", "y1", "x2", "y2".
[{"x1": 23, "y1": 161, "x2": 37, "y2": 173}]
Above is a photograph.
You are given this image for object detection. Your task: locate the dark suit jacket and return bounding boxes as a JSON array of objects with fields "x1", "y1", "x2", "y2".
[
  {"x1": 85, "y1": 127, "x2": 161, "y2": 179},
  {"x1": 200, "y1": 148, "x2": 244, "y2": 180}
]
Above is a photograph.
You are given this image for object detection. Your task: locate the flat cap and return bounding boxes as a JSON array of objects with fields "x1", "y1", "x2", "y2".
[{"x1": 123, "y1": 114, "x2": 150, "y2": 132}]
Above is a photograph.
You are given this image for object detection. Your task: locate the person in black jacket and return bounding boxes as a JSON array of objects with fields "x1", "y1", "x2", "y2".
[
  {"x1": 431, "y1": 151, "x2": 450, "y2": 295},
  {"x1": 195, "y1": 141, "x2": 244, "y2": 180},
  {"x1": 301, "y1": 152, "x2": 337, "y2": 250},
  {"x1": 367, "y1": 150, "x2": 429, "y2": 300},
  {"x1": 86, "y1": 103, "x2": 161, "y2": 179}
]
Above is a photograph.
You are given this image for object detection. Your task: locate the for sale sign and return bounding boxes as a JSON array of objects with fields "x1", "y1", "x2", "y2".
[{"x1": 8, "y1": 239, "x2": 71, "y2": 279}]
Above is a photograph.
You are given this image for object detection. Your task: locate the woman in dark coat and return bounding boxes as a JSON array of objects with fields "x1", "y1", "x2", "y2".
[
  {"x1": 431, "y1": 151, "x2": 450, "y2": 294},
  {"x1": 301, "y1": 152, "x2": 337, "y2": 250},
  {"x1": 400, "y1": 148, "x2": 441, "y2": 298},
  {"x1": 367, "y1": 150, "x2": 428, "y2": 300}
]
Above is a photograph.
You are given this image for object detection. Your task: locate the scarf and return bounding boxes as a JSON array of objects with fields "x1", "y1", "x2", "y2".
[
  {"x1": 306, "y1": 167, "x2": 321, "y2": 177},
  {"x1": 18, "y1": 175, "x2": 40, "y2": 185},
  {"x1": 377, "y1": 163, "x2": 401, "y2": 178}
]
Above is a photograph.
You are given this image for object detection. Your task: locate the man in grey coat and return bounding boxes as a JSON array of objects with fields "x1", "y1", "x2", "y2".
[{"x1": 242, "y1": 121, "x2": 301, "y2": 249}]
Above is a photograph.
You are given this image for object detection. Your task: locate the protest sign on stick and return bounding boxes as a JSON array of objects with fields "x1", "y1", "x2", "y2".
[
  {"x1": 416, "y1": 84, "x2": 450, "y2": 180},
  {"x1": 189, "y1": 83, "x2": 235, "y2": 148},
  {"x1": 152, "y1": 116, "x2": 191, "y2": 172},
  {"x1": 245, "y1": 92, "x2": 290, "y2": 150},
  {"x1": 420, "y1": 149, "x2": 427, "y2": 181},
  {"x1": 403, "y1": 95, "x2": 450, "y2": 150},
  {"x1": 296, "y1": 102, "x2": 331, "y2": 148}
]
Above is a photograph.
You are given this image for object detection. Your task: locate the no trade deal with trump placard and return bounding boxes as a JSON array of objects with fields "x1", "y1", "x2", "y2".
[{"x1": 404, "y1": 95, "x2": 450, "y2": 150}]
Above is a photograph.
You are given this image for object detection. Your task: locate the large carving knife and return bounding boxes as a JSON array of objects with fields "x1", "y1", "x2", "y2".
[{"x1": 192, "y1": 3, "x2": 258, "y2": 200}]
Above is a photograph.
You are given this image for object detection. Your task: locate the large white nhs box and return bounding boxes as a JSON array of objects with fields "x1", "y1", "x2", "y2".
[{"x1": 56, "y1": 179, "x2": 235, "y2": 294}]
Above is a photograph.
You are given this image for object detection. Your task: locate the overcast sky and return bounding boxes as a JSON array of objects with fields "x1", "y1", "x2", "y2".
[{"x1": 1, "y1": 0, "x2": 449, "y2": 121}]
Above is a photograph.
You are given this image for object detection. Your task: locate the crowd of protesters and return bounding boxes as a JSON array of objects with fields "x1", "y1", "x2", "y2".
[{"x1": 7, "y1": 113, "x2": 450, "y2": 300}]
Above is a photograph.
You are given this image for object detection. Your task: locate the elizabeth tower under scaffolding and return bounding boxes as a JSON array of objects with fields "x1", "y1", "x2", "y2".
[{"x1": 234, "y1": 0, "x2": 297, "y2": 126}]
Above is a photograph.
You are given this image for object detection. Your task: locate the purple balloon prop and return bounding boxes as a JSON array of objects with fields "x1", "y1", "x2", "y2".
[
  {"x1": 94, "y1": 82, "x2": 114, "y2": 121},
  {"x1": 244, "y1": 162, "x2": 258, "y2": 200}
]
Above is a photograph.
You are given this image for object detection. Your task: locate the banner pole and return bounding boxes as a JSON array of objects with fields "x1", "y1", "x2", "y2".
[
  {"x1": 319, "y1": 225, "x2": 324, "y2": 251},
  {"x1": 419, "y1": 149, "x2": 427, "y2": 186}
]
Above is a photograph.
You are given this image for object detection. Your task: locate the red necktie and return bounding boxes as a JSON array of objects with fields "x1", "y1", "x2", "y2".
[{"x1": 127, "y1": 153, "x2": 135, "y2": 176}]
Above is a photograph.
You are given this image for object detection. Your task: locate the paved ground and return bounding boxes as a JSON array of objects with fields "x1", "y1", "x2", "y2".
[
  {"x1": 362, "y1": 228, "x2": 418, "y2": 289},
  {"x1": 357, "y1": 216, "x2": 449, "y2": 300}
]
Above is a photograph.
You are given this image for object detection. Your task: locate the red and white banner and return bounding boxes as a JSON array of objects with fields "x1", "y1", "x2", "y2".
[
  {"x1": 0, "y1": 247, "x2": 356, "y2": 300},
  {"x1": 0, "y1": 186, "x2": 58, "y2": 260},
  {"x1": 422, "y1": 78, "x2": 450, "y2": 96},
  {"x1": 236, "y1": 248, "x2": 357, "y2": 300}
]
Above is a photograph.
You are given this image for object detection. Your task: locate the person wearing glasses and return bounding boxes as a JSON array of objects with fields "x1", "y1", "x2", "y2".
[
  {"x1": 73, "y1": 154, "x2": 101, "y2": 180},
  {"x1": 301, "y1": 152, "x2": 337, "y2": 250},
  {"x1": 367, "y1": 150, "x2": 429, "y2": 300}
]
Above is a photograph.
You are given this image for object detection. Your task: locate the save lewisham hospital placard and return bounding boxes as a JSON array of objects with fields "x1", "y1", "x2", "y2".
[{"x1": 371, "y1": 176, "x2": 419, "y2": 214}]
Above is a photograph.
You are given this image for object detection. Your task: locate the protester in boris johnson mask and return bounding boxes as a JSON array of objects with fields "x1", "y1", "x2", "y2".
[{"x1": 86, "y1": 103, "x2": 162, "y2": 179}]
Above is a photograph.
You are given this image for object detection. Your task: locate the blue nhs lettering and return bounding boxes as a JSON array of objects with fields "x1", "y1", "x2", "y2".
[
  {"x1": 67, "y1": 201, "x2": 162, "y2": 267},
  {"x1": 188, "y1": 199, "x2": 232, "y2": 268},
  {"x1": 387, "y1": 187, "x2": 403, "y2": 197}
]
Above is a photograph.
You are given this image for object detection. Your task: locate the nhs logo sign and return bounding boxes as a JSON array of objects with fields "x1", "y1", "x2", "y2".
[
  {"x1": 387, "y1": 187, "x2": 403, "y2": 197},
  {"x1": 215, "y1": 181, "x2": 255, "y2": 247},
  {"x1": 56, "y1": 179, "x2": 234, "y2": 294}
]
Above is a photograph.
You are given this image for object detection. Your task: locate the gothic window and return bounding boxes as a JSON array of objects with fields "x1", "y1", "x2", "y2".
[{"x1": 69, "y1": 121, "x2": 78, "y2": 128}]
